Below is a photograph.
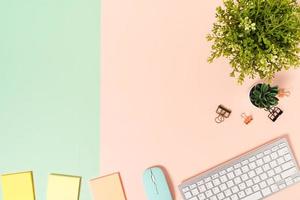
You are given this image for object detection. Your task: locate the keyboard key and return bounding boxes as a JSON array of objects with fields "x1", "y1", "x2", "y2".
[
  {"x1": 248, "y1": 170, "x2": 256, "y2": 178},
  {"x1": 271, "y1": 152, "x2": 278, "y2": 159},
  {"x1": 205, "y1": 190, "x2": 213, "y2": 197},
  {"x1": 212, "y1": 187, "x2": 220, "y2": 194},
  {"x1": 246, "y1": 179, "x2": 254, "y2": 187},
  {"x1": 256, "y1": 159, "x2": 264, "y2": 166},
  {"x1": 242, "y1": 160, "x2": 249, "y2": 165},
  {"x1": 220, "y1": 175, "x2": 228, "y2": 183},
  {"x1": 252, "y1": 184, "x2": 260, "y2": 192},
  {"x1": 241, "y1": 174, "x2": 249, "y2": 181},
  {"x1": 285, "y1": 177, "x2": 293, "y2": 186},
  {"x1": 294, "y1": 176, "x2": 300, "y2": 183},
  {"x1": 238, "y1": 182, "x2": 246, "y2": 190},
  {"x1": 272, "y1": 146, "x2": 279, "y2": 152},
  {"x1": 245, "y1": 187, "x2": 253, "y2": 195},
  {"x1": 234, "y1": 163, "x2": 241, "y2": 169},
  {"x1": 190, "y1": 184, "x2": 197, "y2": 189},
  {"x1": 210, "y1": 196, "x2": 218, "y2": 200},
  {"x1": 234, "y1": 177, "x2": 242, "y2": 185},
  {"x1": 279, "y1": 183, "x2": 286, "y2": 189},
  {"x1": 264, "y1": 150, "x2": 271, "y2": 155},
  {"x1": 212, "y1": 173, "x2": 219, "y2": 179},
  {"x1": 281, "y1": 167, "x2": 297, "y2": 179},
  {"x1": 249, "y1": 156, "x2": 256, "y2": 162},
  {"x1": 242, "y1": 166, "x2": 250, "y2": 173},
  {"x1": 227, "y1": 172, "x2": 235, "y2": 180},
  {"x1": 198, "y1": 193, "x2": 206, "y2": 200},
  {"x1": 217, "y1": 192, "x2": 225, "y2": 200},
  {"x1": 219, "y1": 170, "x2": 226, "y2": 176},
  {"x1": 238, "y1": 191, "x2": 246, "y2": 198},
  {"x1": 220, "y1": 183, "x2": 227, "y2": 191},
  {"x1": 230, "y1": 194, "x2": 238, "y2": 200},
  {"x1": 234, "y1": 169, "x2": 242, "y2": 176},
  {"x1": 226, "y1": 167, "x2": 234, "y2": 172},
  {"x1": 253, "y1": 176, "x2": 260, "y2": 184},
  {"x1": 189, "y1": 197, "x2": 198, "y2": 200},
  {"x1": 281, "y1": 161, "x2": 295, "y2": 171},
  {"x1": 257, "y1": 153, "x2": 263, "y2": 159},
  {"x1": 263, "y1": 155, "x2": 271, "y2": 163},
  {"x1": 284, "y1": 154, "x2": 292, "y2": 161},
  {"x1": 259, "y1": 181, "x2": 267, "y2": 189},
  {"x1": 267, "y1": 169, "x2": 275, "y2": 177},
  {"x1": 278, "y1": 147, "x2": 289, "y2": 156},
  {"x1": 249, "y1": 162, "x2": 257, "y2": 170},
  {"x1": 191, "y1": 188, "x2": 199, "y2": 196},
  {"x1": 279, "y1": 142, "x2": 287, "y2": 148},
  {"x1": 260, "y1": 172, "x2": 268, "y2": 180},
  {"x1": 242, "y1": 191, "x2": 262, "y2": 200},
  {"x1": 263, "y1": 164, "x2": 271, "y2": 171},
  {"x1": 205, "y1": 177, "x2": 212, "y2": 183},
  {"x1": 231, "y1": 186, "x2": 239, "y2": 193},
  {"x1": 224, "y1": 189, "x2": 232, "y2": 197},
  {"x1": 266, "y1": 178, "x2": 274, "y2": 185},
  {"x1": 277, "y1": 157, "x2": 285, "y2": 165},
  {"x1": 274, "y1": 175, "x2": 282, "y2": 182},
  {"x1": 262, "y1": 187, "x2": 272, "y2": 196},
  {"x1": 197, "y1": 180, "x2": 204, "y2": 185},
  {"x1": 184, "y1": 192, "x2": 192, "y2": 199},
  {"x1": 213, "y1": 178, "x2": 221, "y2": 186},
  {"x1": 271, "y1": 184, "x2": 279, "y2": 192},
  {"x1": 274, "y1": 166, "x2": 282, "y2": 174},
  {"x1": 182, "y1": 187, "x2": 189, "y2": 193},
  {"x1": 206, "y1": 182, "x2": 213, "y2": 189},
  {"x1": 198, "y1": 185, "x2": 206, "y2": 193},
  {"x1": 270, "y1": 160, "x2": 278, "y2": 168},
  {"x1": 226, "y1": 180, "x2": 234, "y2": 188},
  {"x1": 255, "y1": 167, "x2": 263, "y2": 175}
]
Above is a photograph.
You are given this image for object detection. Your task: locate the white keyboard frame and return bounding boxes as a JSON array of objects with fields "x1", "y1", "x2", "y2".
[{"x1": 179, "y1": 137, "x2": 300, "y2": 200}]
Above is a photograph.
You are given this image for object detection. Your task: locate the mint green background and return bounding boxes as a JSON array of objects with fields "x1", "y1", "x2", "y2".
[{"x1": 0, "y1": 0, "x2": 99, "y2": 199}]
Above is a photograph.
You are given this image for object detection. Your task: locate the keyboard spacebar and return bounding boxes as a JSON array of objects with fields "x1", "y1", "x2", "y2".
[{"x1": 241, "y1": 192, "x2": 263, "y2": 200}]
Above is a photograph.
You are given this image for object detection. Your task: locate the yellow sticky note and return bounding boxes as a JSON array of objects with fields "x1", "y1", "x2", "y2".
[
  {"x1": 1, "y1": 171, "x2": 36, "y2": 200},
  {"x1": 89, "y1": 173, "x2": 126, "y2": 200},
  {"x1": 47, "y1": 174, "x2": 81, "y2": 200}
]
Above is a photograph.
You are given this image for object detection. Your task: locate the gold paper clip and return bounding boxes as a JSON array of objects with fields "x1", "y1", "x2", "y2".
[
  {"x1": 215, "y1": 105, "x2": 231, "y2": 123},
  {"x1": 241, "y1": 113, "x2": 253, "y2": 125},
  {"x1": 278, "y1": 88, "x2": 291, "y2": 98}
]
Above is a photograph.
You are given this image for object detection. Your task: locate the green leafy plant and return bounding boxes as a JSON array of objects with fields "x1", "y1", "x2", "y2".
[
  {"x1": 250, "y1": 83, "x2": 279, "y2": 109},
  {"x1": 207, "y1": 0, "x2": 300, "y2": 84}
]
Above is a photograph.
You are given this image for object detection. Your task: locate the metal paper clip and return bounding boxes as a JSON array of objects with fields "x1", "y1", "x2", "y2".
[
  {"x1": 215, "y1": 105, "x2": 231, "y2": 123},
  {"x1": 268, "y1": 107, "x2": 283, "y2": 122},
  {"x1": 278, "y1": 88, "x2": 291, "y2": 98},
  {"x1": 241, "y1": 113, "x2": 253, "y2": 125}
]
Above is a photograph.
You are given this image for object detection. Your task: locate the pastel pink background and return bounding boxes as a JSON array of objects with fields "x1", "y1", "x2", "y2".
[{"x1": 100, "y1": 0, "x2": 300, "y2": 199}]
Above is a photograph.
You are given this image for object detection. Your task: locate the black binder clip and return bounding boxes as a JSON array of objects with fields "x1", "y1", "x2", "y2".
[
  {"x1": 268, "y1": 107, "x2": 283, "y2": 122},
  {"x1": 215, "y1": 105, "x2": 231, "y2": 123}
]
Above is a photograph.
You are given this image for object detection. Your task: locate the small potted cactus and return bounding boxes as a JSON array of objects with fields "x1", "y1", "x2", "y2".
[{"x1": 249, "y1": 83, "x2": 283, "y2": 122}]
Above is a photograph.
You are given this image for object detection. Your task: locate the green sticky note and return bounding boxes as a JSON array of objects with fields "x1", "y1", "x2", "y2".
[{"x1": 0, "y1": 0, "x2": 100, "y2": 199}]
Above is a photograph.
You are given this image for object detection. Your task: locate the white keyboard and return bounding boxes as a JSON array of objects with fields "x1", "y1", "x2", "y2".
[{"x1": 179, "y1": 137, "x2": 300, "y2": 200}]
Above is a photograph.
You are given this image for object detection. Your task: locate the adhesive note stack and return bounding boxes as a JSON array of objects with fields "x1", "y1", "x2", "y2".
[
  {"x1": 1, "y1": 171, "x2": 35, "y2": 200},
  {"x1": 47, "y1": 174, "x2": 81, "y2": 200},
  {"x1": 89, "y1": 173, "x2": 126, "y2": 200}
]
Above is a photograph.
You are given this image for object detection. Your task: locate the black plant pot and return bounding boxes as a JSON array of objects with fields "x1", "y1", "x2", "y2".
[
  {"x1": 249, "y1": 83, "x2": 263, "y2": 108},
  {"x1": 249, "y1": 83, "x2": 283, "y2": 122}
]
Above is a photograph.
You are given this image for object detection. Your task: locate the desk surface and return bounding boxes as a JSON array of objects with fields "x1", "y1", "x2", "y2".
[{"x1": 100, "y1": 0, "x2": 300, "y2": 199}]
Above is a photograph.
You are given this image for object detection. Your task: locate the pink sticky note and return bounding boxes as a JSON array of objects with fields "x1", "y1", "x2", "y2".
[{"x1": 89, "y1": 173, "x2": 126, "y2": 200}]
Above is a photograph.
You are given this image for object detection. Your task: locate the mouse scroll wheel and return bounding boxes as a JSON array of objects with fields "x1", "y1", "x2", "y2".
[
  {"x1": 150, "y1": 169, "x2": 159, "y2": 194},
  {"x1": 151, "y1": 174, "x2": 156, "y2": 183}
]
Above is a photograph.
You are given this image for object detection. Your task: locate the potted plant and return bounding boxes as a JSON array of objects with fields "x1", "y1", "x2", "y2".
[
  {"x1": 207, "y1": 0, "x2": 300, "y2": 84},
  {"x1": 249, "y1": 83, "x2": 283, "y2": 121}
]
